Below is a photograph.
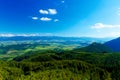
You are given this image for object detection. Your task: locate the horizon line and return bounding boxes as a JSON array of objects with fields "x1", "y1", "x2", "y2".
[{"x1": 0, "y1": 33, "x2": 116, "y2": 38}]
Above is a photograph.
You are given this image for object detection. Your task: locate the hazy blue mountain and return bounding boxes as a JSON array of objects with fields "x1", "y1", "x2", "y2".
[
  {"x1": 75, "y1": 42, "x2": 112, "y2": 53},
  {"x1": 0, "y1": 36, "x2": 112, "y2": 42},
  {"x1": 105, "y1": 37, "x2": 120, "y2": 52}
]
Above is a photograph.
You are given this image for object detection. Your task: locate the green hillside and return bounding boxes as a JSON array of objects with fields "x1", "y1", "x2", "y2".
[
  {"x1": 0, "y1": 42, "x2": 120, "y2": 80},
  {"x1": 0, "y1": 60, "x2": 111, "y2": 80}
]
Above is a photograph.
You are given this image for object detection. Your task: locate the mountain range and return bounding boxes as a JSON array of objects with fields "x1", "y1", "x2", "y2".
[
  {"x1": 105, "y1": 37, "x2": 120, "y2": 52},
  {"x1": 76, "y1": 42, "x2": 112, "y2": 53},
  {"x1": 0, "y1": 36, "x2": 112, "y2": 42}
]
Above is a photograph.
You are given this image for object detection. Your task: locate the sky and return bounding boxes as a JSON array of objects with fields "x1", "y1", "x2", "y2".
[{"x1": 0, "y1": 0, "x2": 120, "y2": 37}]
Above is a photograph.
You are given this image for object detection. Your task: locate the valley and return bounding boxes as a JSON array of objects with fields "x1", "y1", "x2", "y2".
[
  {"x1": 0, "y1": 36, "x2": 118, "y2": 80},
  {"x1": 1, "y1": 0, "x2": 120, "y2": 79}
]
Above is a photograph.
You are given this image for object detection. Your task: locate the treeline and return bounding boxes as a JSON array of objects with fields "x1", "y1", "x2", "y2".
[
  {"x1": 0, "y1": 42, "x2": 120, "y2": 80},
  {"x1": 0, "y1": 60, "x2": 111, "y2": 80},
  {"x1": 12, "y1": 49, "x2": 120, "y2": 80}
]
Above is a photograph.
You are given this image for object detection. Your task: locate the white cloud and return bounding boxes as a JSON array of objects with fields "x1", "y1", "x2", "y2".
[
  {"x1": 0, "y1": 33, "x2": 54, "y2": 37},
  {"x1": 0, "y1": 34, "x2": 15, "y2": 37},
  {"x1": 40, "y1": 17, "x2": 52, "y2": 21},
  {"x1": 48, "y1": 9, "x2": 57, "y2": 15},
  {"x1": 54, "y1": 19, "x2": 59, "y2": 22},
  {"x1": 39, "y1": 9, "x2": 57, "y2": 15},
  {"x1": 32, "y1": 17, "x2": 38, "y2": 20},
  {"x1": 91, "y1": 23, "x2": 120, "y2": 29},
  {"x1": 90, "y1": 23, "x2": 120, "y2": 37},
  {"x1": 32, "y1": 9, "x2": 58, "y2": 22},
  {"x1": 39, "y1": 9, "x2": 49, "y2": 14}
]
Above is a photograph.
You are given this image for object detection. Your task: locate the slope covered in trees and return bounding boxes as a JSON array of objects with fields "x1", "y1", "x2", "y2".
[
  {"x1": 0, "y1": 60, "x2": 111, "y2": 80},
  {"x1": 0, "y1": 41, "x2": 120, "y2": 80},
  {"x1": 11, "y1": 48, "x2": 120, "y2": 80}
]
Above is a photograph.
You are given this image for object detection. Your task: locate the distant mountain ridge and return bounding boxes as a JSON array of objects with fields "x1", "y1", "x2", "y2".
[
  {"x1": 105, "y1": 37, "x2": 120, "y2": 52},
  {"x1": 75, "y1": 42, "x2": 112, "y2": 53},
  {"x1": 0, "y1": 36, "x2": 112, "y2": 42}
]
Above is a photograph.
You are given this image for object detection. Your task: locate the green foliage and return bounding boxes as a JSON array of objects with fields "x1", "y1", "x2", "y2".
[
  {"x1": 0, "y1": 41, "x2": 120, "y2": 80},
  {"x1": 0, "y1": 60, "x2": 111, "y2": 80},
  {"x1": 13, "y1": 50, "x2": 120, "y2": 80}
]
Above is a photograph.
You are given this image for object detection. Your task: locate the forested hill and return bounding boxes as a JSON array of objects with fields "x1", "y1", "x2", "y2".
[{"x1": 0, "y1": 40, "x2": 119, "y2": 80}]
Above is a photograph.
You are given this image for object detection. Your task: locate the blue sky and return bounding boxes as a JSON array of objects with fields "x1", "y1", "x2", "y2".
[{"x1": 0, "y1": 0, "x2": 120, "y2": 37}]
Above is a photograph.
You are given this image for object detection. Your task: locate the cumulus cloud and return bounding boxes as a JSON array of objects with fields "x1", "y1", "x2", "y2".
[
  {"x1": 48, "y1": 9, "x2": 57, "y2": 15},
  {"x1": 32, "y1": 17, "x2": 38, "y2": 20},
  {"x1": 39, "y1": 9, "x2": 57, "y2": 15},
  {"x1": 40, "y1": 17, "x2": 52, "y2": 21},
  {"x1": 32, "y1": 9, "x2": 58, "y2": 22},
  {"x1": 54, "y1": 19, "x2": 59, "y2": 22},
  {"x1": 90, "y1": 23, "x2": 120, "y2": 37},
  {"x1": 39, "y1": 10, "x2": 49, "y2": 14},
  {"x1": 91, "y1": 23, "x2": 120, "y2": 29}
]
